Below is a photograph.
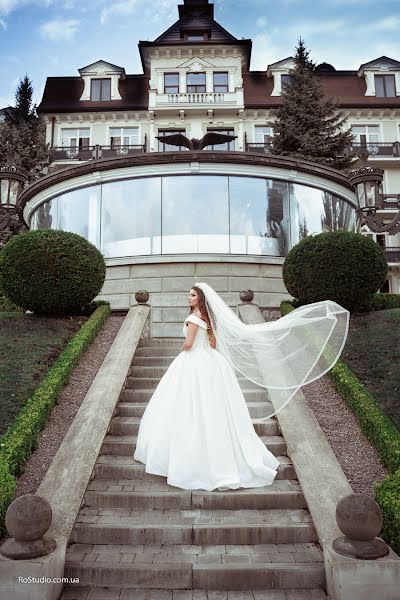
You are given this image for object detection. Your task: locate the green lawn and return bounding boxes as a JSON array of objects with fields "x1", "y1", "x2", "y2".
[
  {"x1": 341, "y1": 308, "x2": 400, "y2": 429},
  {"x1": 0, "y1": 313, "x2": 88, "y2": 436}
]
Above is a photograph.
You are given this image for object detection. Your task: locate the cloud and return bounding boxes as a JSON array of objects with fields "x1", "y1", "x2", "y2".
[
  {"x1": 0, "y1": 16, "x2": 6, "y2": 27},
  {"x1": 366, "y1": 15, "x2": 400, "y2": 32},
  {"x1": 100, "y1": 0, "x2": 137, "y2": 25},
  {"x1": 256, "y1": 16, "x2": 267, "y2": 28},
  {"x1": 39, "y1": 18, "x2": 79, "y2": 41}
]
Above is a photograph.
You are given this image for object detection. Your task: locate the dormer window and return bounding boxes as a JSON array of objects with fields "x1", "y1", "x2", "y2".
[
  {"x1": 374, "y1": 74, "x2": 396, "y2": 97},
  {"x1": 90, "y1": 78, "x2": 111, "y2": 101},
  {"x1": 182, "y1": 30, "x2": 210, "y2": 41},
  {"x1": 281, "y1": 74, "x2": 293, "y2": 89}
]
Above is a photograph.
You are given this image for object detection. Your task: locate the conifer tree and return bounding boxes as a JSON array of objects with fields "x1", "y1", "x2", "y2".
[
  {"x1": 270, "y1": 39, "x2": 354, "y2": 171},
  {"x1": 0, "y1": 75, "x2": 51, "y2": 181}
]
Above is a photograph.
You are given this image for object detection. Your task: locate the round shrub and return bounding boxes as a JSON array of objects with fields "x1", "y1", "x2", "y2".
[
  {"x1": 282, "y1": 231, "x2": 388, "y2": 312},
  {"x1": 0, "y1": 230, "x2": 106, "y2": 315}
]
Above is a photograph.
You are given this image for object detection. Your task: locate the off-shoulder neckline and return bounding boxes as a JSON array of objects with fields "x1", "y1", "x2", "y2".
[{"x1": 185, "y1": 313, "x2": 207, "y2": 325}]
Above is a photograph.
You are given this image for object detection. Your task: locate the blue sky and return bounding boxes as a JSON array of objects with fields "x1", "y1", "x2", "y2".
[{"x1": 0, "y1": 0, "x2": 400, "y2": 109}]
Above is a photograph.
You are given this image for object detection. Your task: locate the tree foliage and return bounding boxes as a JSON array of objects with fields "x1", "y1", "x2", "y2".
[
  {"x1": 270, "y1": 39, "x2": 355, "y2": 171},
  {"x1": 0, "y1": 75, "x2": 51, "y2": 181}
]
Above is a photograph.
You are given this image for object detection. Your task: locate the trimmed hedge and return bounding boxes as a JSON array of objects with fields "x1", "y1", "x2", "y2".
[
  {"x1": 282, "y1": 231, "x2": 388, "y2": 312},
  {"x1": 280, "y1": 299, "x2": 400, "y2": 554},
  {"x1": 0, "y1": 302, "x2": 111, "y2": 538},
  {"x1": 283, "y1": 292, "x2": 400, "y2": 313},
  {"x1": 0, "y1": 230, "x2": 106, "y2": 315}
]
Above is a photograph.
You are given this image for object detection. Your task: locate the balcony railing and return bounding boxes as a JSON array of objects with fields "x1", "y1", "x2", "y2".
[
  {"x1": 384, "y1": 247, "x2": 400, "y2": 263},
  {"x1": 52, "y1": 141, "x2": 147, "y2": 161},
  {"x1": 154, "y1": 91, "x2": 239, "y2": 106},
  {"x1": 350, "y1": 141, "x2": 400, "y2": 158},
  {"x1": 245, "y1": 142, "x2": 272, "y2": 154}
]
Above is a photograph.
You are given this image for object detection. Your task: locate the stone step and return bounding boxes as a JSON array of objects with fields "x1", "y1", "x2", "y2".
[
  {"x1": 119, "y1": 388, "x2": 270, "y2": 404},
  {"x1": 115, "y1": 401, "x2": 278, "y2": 421},
  {"x1": 107, "y1": 418, "x2": 284, "y2": 442},
  {"x1": 92, "y1": 456, "x2": 295, "y2": 481},
  {"x1": 138, "y1": 338, "x2": 183, "y2": 347},
  {"x1": 60, "y1": 585, "x2": 328, "y2": 599},
  {"x1": 70, "y1": 508, "x2": 317, "y2": 546},
  {"x1": 84, "y1": 480, "x2": 307, "y2": 510},
  {"x1": 100, "y1": 434, "x2": 287, "y2": 456},
  {"x1": 64, "y1": 541, "x2": 325, "y2": 589},
  {"x1": 134, "y1": 346, "x2": 181, "y2": 357},
  {"x1": 125, "y1": 376, "x2": 264, "y2": 391},
  {"x1": 101, "y1": 434, "x2": 285, "y2": 458},
  {"x1": 132, "y1": 355, "x2": 179, "y2": 366}
]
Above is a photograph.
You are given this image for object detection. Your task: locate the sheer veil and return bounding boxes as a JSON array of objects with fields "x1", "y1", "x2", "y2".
[{"x1": 195, "y1": 281, "x2": 350, "y2": 421}]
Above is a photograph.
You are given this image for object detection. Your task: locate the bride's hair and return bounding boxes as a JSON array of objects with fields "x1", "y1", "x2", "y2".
[{"x1": 190, "y1": 285, "x2": 215, "y2": 343}]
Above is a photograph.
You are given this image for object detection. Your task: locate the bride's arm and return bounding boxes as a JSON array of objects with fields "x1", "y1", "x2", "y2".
[
  {"x1": 210, "y1": 334, "x2": 216, "y2": 349},
  {"x1": 181, "y1": 322, "x2": 198, "y2": 351}
]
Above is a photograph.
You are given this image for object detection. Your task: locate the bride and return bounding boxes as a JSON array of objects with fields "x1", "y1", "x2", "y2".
[{"x1": 133, "y1": 282, "x2": 349, "y2": 492}]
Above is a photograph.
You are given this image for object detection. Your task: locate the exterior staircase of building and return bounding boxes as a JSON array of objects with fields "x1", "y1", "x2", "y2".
[{"x1": 61, "y1": 337, "x2": 328, "y2": 600}]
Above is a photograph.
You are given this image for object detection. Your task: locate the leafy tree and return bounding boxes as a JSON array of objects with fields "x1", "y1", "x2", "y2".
[
  {"x1": 270, "y1": 39, "x2": 354, "y2": 171},
  {"x1": 0, "y1": 75, "x2": 51, "y2": 181}
]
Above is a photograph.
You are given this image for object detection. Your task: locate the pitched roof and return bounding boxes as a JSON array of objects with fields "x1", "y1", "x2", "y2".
[
  {"x1": 243, "y1": 71, "x2": 400, "y2": 109},
  {"x1": 37, "y1": 75, "x2": 148, "y2": 114}
]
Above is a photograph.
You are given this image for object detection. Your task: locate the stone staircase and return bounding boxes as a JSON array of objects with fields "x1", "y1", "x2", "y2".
[{"x1": 61, "y1": 338, "x2": 328, "y2": 600}]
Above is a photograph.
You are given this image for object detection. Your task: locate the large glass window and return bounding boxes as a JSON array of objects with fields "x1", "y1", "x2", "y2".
[
  {"x1": 101, "y1": 178, "x2": 161, "y2": 257},
  {"x1": 30, "y1": 174, "x2": 356, "y2": 259},
  {"x1": 58, "y1": 186, "x2": 100, "y2": 244},
  {"x1": 187, "y1": 72, "x2": 206, "y2": 93},
  {"x1": 162, "y1": 176, "x2": 229, "y2": 253},
  {"x1": 230, "y1": 178, "x2": 289, "y2": 255}
]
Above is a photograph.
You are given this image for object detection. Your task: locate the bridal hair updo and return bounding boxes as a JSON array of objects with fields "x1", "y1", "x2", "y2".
[{"x1": 190, "y1": 285, "x2": 215, "y2": 343}]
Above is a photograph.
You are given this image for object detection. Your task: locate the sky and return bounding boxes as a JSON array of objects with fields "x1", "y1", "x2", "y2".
[{"x1": 0, "y1": 0, "x2": 400, "y2": 110}]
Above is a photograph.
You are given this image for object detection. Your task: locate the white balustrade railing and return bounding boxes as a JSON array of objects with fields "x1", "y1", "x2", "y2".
[{"x1": 167, "y1": 92, "x2": 226, "y2": 104}]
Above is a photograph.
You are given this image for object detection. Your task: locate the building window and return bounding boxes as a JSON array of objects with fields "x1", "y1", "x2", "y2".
[
  {"x1": 90, "y1": 78, "x2": 111, "y2": 101},
  {"x1": 374, "y1": 74, "x2": 396, "y2": 98},
  {"x1": 351, "y1": 125, "x2": 380, "y2": 144},
  {"x1": 164, "y1": 73, "x2": 179, "y2": 94},
  {"x1": 61, "y1": 128, "x2": 90, "y2": 148},
  {"x1": 187, "y1": 72, "x2": 206, "y2": 93},
  {"x1": 281, "y1": 74, "x2": 293, "y2": 89},
  {"x1": 213, "y1": 72, "x2": 228, "y2": 93},
  {"x1": 157, "y1": 129, "x2": 187, "y2": 152},
  {"x1": 205, "y1": 128, "x2": 235, "y2": 150},
  {"x1": 110, "y1": 127, "x2": 139, "y2": 147},
  {"x1": 182, "y1": 31, "x2": 210, "y2": 41},
  {"x1": 254, "y1": 125, "x2": 274, "y2": 145}
]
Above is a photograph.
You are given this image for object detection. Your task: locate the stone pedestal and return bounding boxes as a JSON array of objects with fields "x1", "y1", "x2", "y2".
[{"x1": 324, "y1": 541, "x2": 400, "y2": 600}]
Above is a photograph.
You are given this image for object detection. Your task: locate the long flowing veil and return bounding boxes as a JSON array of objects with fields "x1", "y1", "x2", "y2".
[{"x1": 195, "y1": 281, "x2": 350, "y2": 421}]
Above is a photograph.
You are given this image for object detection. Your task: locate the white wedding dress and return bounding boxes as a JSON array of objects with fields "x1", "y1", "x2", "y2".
[{"x1": 133, "y1": 313, "x2": 280, "y2": 491}]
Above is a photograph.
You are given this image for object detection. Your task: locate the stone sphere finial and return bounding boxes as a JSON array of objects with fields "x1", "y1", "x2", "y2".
[
  {"x1": 240, "y1": 289, "x2": 254, "y2": 303},
  {"x1": 0, "y1": 495, "x2": 56, "y2": 560},
  {"x1": 135, "y1": 289, "x2": 149, "y2": 304},
  {"x1": 332, "y1": 493, "x2": 389, "y2": 559}
]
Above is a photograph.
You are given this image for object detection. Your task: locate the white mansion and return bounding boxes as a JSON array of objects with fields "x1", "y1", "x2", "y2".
[{"x1": 20, "y1": 0, "x2": 400, "y2": 334}]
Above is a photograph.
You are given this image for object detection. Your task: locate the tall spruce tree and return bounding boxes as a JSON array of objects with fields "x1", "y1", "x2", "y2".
[
  {"x1": 0, "y1": 75, "x2": 51, "y2": 181},
  {"x1": 270, "y1": 39, "x2": 354, "y2": 171}
]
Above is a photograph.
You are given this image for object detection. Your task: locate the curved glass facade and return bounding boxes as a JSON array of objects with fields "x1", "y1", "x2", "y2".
[{"x1": 30, "y1": 174, "x2": 357, "y2": 258}]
